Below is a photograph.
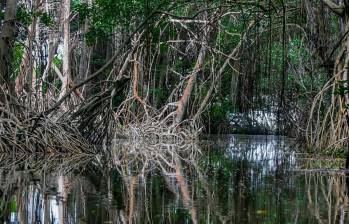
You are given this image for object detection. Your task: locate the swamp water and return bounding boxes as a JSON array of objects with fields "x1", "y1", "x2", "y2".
[{"x1": 0, "y1": 135, "x2": 348, "y2": 224}]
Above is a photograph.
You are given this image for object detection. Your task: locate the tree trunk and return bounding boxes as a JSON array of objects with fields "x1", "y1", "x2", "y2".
[
  {"x1": 59, "y1": 0, "x2": 71, "y2": 100},
  {"x1": 0, "y1": 0, "x2": 18, "y2": 102}
]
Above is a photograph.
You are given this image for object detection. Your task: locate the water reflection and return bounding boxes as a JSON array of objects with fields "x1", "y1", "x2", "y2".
[
  {"x1": 0, "y1": 135, "x2": 348, "y2": 223},
  {"x1": 305, "y1": 173, "x2": 349, "y2": 224},
  {"x1": 0, "y1": 154, "x2": 94, "y2": 224}
]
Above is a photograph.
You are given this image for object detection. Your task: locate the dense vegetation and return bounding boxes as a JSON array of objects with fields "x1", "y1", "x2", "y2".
[{"x1": 0, "y1": 0, "x2": 349, "y2": 153}]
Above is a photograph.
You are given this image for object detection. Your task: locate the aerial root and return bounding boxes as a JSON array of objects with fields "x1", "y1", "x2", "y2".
[{"x1": 306, "y1": 73, "x2": 349, "y2": 151}]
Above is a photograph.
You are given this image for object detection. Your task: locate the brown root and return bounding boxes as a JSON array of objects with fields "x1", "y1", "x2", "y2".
[{"x1": 0, "y1": 99, "x2": 94, "y2": 154}]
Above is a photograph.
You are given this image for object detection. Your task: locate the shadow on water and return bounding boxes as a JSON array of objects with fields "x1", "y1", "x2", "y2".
[{"x1": 0, "y1": 135, "x2": 349, "y2": 223}]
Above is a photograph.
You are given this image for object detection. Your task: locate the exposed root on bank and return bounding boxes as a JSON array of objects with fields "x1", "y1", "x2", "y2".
[
  {"x1": 0, "y1": 28, "x2": 205, "y2": 151},
  {"x1": 115, "y1": 102, "x2": 200, "y2": 142},
  {"x1": 114, "y1": 116, "x2": 200, "y2": 142},
  {"x1": 0, "y1": 101, "x2": 94, "y2": 153}
]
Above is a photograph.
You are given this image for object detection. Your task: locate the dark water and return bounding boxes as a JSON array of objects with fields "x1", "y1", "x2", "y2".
[{"x1": 0, "y1": 135, "x2": 348, "y2": 224}]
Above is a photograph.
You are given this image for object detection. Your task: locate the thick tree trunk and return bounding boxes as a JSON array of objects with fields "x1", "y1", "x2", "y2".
[
  {"x1": 0, "y1": 0, "x2": 18, "y2": 102},
  {"x1": 59, "y1": 0, "x2": 71, "y2": 100}
]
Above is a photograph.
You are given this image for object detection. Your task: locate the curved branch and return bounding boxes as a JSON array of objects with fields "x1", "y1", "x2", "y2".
[{"x1": 322, "y1": 0, "x2": 345, "y2": 16}]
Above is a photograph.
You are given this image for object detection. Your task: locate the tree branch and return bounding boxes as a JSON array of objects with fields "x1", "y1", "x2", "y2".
[{"x1": 322, "y1": 0, "x2": 345, "y2": 16}]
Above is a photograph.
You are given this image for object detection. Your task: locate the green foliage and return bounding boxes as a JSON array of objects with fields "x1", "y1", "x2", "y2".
[
  {"x1": 334, "y1": 80, "x2": 349, "y2": 97},
  {"x1": 72, "y1": 1, "x2": 90, "y2": 23},
  {"x1": 84, "y1": 26, "x2": 107, "y2": 45},
  {"x1": 12, "y1": 42, "x2": 24, "y2": 78},
  {"x1": 150, "y1": 87, "x2": 167, "y2": 103},
  {"x1": 0, "y1": 10, "x2": 4, "y2": 21},
  {"x1": 16, "y1": 5, "x2": 54, "y2": 29},
  {"x1": 209, "y1": 97, "x2": 234, "y2": 127},
  {"x1": 16, "y1": 5, "x2": 32, "y2": 26},
  {"x1": 9, "y1": 197, "x2": 17, "y2": 213},
  {"x1": 216, "y1": 16, "x2": 243, "y2": 50},
  {"x1": 53, "y1": 56, "x2": 63, "y2": 68},
  {"x1": 288, "y1": 38, "x2": 309, "y2": 63},
  {"x1": 39, "y1": 12, "x2": 54, "y2": 27},
  {"x1": 73, "y1": 0, "x2": 171, "y2": 45}
]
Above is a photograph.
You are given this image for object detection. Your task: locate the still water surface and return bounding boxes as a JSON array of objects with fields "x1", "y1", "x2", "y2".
[{"x1": 0, "y1": 135, "x2": 348, "y2": 223}]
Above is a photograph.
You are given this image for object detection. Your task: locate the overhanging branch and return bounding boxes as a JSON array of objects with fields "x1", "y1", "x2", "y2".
[{"x1": 322, "y1": 0, "x2": 345, "y2": 16}]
